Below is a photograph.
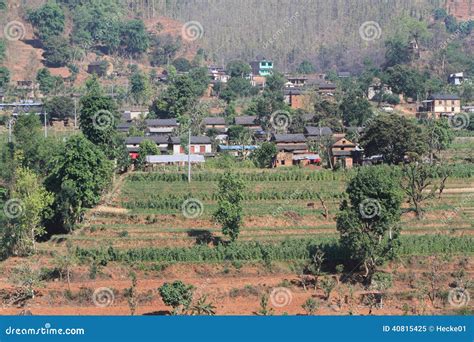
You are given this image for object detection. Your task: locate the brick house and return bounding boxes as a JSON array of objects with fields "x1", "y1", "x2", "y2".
[{"x1": 169, "y1": 136, "x2": 212, "y2": 155}]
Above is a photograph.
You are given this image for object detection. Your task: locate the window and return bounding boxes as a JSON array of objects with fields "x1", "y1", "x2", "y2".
[
  {"x1": 452, "y1": 107, "x2": 455, "y2": 112},
  {"x1": 200, "y1": 146, "x2": 205, "y2": 153},
  {"x1": 179, "y1": 146, "x2": 184, "y2": 154},
  {"x1": 438, "y1": 101, "x2": 442, "y2": 105},
  {"x1": 281, "y1": 160, "x2": 285, "y2": 165}
]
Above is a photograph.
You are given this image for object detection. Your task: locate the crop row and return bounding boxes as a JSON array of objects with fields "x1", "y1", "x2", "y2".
[{"x1": 75, "y1": 235, "x2": 474, "y2": 264}]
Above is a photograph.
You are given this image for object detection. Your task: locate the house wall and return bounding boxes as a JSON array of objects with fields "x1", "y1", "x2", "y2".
[
  {"x1": 431, "y1": 99, "x2": 461, "y2": 115},
  {"x1": 173, "y1": 144, "x2": 212, "y2": 155},
  {"x1": 274, "y1": 152, "x2": 294, "y2": 167}
]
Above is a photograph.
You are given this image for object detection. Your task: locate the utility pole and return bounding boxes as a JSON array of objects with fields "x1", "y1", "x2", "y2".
[
  {"x1": 74, "y1": 97, "x2": 77, "y2": 129},
  {"x1": 7, "y1": 118, "x2": 12, "y2": 143},
  {"x1": 44, "y1": 112, "x2": 48, "y2": 138},
  {"x1": 187, "y1": 128, "x2": 191, "y2": 183}
]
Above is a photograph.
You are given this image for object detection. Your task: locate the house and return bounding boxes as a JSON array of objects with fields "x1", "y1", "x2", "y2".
[
  {"x1": 87, "y1": 60, "x2": 113, "y2": 77},
  {"x1": 330, "y1": 138, "x2": 361, "y2": 169},
  {"x1": 448, "y1": 72, "x2": 467, "y2": 85},
  {"x1": 145, "y1": 154, "x2": 205, "y2": 168},
  {"x1": 202, "y1": 117, "x2": 227, "y2": 133},
  {"x1": 117, "y1": 122, "x2": 133, "y2": 133},
  {"x1": 283, "y1": 88, "x2": 312, "y2": 110},
  {"x1": 272, "y1": 134, "x2": 308, "y2": 152},
  {"x1": 337, "y1": 71, "x2": 351, "y2": 78},
  {"x1": 250, "y1": 58, "x2": 273, "y2": 76},
  {"x1": 423, "y1": 94, "x2": 462, "y2": 118},
  {"x1": 285, "y1": 75, "x2": 308, "y2": 87},
  {"x1": 271, "y1": 134, "x2": 323, "y2": 167},
  {"x1": 122, "y1": 106, "x2": 149, "y2": 121},
  {"x1": 125, "y1": 136, "x2": 170, "y2": 159},
  {"x1": 16, "y1": 80, "x2": 39, "y2": 98},
  {"x1": 306, "y1": 79, "x2": 337, "y2": 95},
  {"x1": 367, "y1": 79, "x2": 393, "y2": 100},
  {"x1": 304, "y1": 126, "x2": 333, "y2": 140},
  {"x1": 250, "y1": 75, "x2": 267, "y2": 88},
  {"x1": 234, "y1": 116, "x2": 262, "y2": 132},
  {"x1": 170, "y1": 136, "x2": 212, "y2": 155},
  {"x1": 145, "y1": 118, "x2": 179, "y2": 135},
  {"x1": 208, "y1": 66, "x2": 230, "y2": 83}
]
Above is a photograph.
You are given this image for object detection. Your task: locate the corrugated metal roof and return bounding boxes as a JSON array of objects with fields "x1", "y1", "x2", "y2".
[
  {"x1": 170, "y1": 136, "x2": 212, "y2": 144},
  {"x1": 218, "y1": 145, "x2": 258, "y2": 151},
  {"x1": 146, "y1": 155, "x2": 205, "y2": 163},
  {"x1": 304, "y1": 126, "x2": 333, "y2": 136},
  {"x1": 145, "y1": 118, "x2": 178, "y2": 127},
  {"x1": 235, "y1": 116, "x2": 257, "y2": 125},
  {"x1": 273, "y1": 134, "x2": 306, "y2": 143},
  {"x1": 203, "y1": 117, "x2": 226, "y2": 125}
]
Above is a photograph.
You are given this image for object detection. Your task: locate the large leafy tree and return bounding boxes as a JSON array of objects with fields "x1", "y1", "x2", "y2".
[
  {"x1": 213, "y1": 172, "x2": 245, "y2": 242},
  {"x1": 44, "y1": 96, "x2": 74, "y2": 121},
  {"x1": 45, "y1": 135, "x2": 113, "y2": 233},
  {"x1": 226, "y1": 60, "x2": 251, "y2": 77},
  {"x1": 129, "y1": 70, "x2": 152, "y2": 105},
  {"x1": 119, "y1": 20, "x2": 149, "y2": 57},
  {"x1": 297, "y1": 60, "x2": 315, "y2": 74},
  {"x1": 336, "y1": 166, "x2": 403, "y2": 283},
  {"x1": 79, "y1": 78, "x2": 120, "y2": 147},
  {"x1": 137, "y1": 139, "x2": 159, "y2": 168},
  {"x1": 27, "y1": 2, "x2": 65, "y2": 41},
  {"x1": 1, "y1": 165, "x2": 53, "y2": 258},
  {"x1": 339, "y1": 90, "x2": 373, "y2": 126},
  {"x1": 251, "y1": 142, "x2": 277, "y2": 168},
  {"x1": 360, "y1": 114, "x2": 428, "y2": 164},
  {"x1": 36, "y1": 68, "x2": 63, "y2": 95},
  {"x1": 42, "y1": 35, "x2": 72, "y2": 67}
]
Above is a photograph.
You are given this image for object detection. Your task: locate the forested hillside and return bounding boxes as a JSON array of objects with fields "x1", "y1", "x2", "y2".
[{"x1": 131, "y1": 0, "x2": 444, "y2": 71}]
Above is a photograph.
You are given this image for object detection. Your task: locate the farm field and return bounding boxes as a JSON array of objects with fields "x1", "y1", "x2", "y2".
[{"x1": 0, "y1": 160, "x2": 473, "y2": 316}]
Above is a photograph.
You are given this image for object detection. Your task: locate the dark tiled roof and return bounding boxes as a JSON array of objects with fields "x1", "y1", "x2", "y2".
[
  {"x1": 125, "y1": 136, "x2": 169, "y2": 145},
  {"x1": 146, "y1": 118, "x2": 178, "y2": 127},
  {"x1": 302, "y1": 114, "x2": 316, "y2": 122},
  {"x1": 170, "y1": 136, "x2": 212, "y2": 144},
  {"x1": 273, "y1": 134, "x2": 307, "y2": 143},
  {"x1": 117, "y1": 122, "x2": 133, "y2": 131},
  {"x1": 429, "y1": 94, "x2": 461, "y2": 100},
  {"x1": 203, "y1": 117, "x2": 226, "y2": 125},
  {"x1": 235, "y1": 116, "x2": 257, "y2": 125},
  {"x1": 277, "y1": 143, "x2": 308, "y2": 151},
  {"x1": 304, "y1": 126, "x2": 333, "y2": 136}
]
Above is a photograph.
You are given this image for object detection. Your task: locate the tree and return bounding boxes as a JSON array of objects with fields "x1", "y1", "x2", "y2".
[
  {"x1": 360, "y1": 114, "x2": 427, "y2": 164},
  {"x1": 27, "y1": 2, "x2": 65, "y2": 41},
  {"x1": 125, "y1": 272, "x2": 138, "y2": 316},
  {"x1": 220, "y1": 77, "x2": 256, "y2": 103},
  {"x1": 119, "y1": 20, "x2": 149, "y2": 57},
  {"x1": 44, "y1": 96, "x2": 74, "y2": 121},
  {"x1": 423, "y1": 118, "x2": 454, "y2": 163},
  {"x1": 159, "y1": 281, "x2": 194, "y2": 315},
  {"x1": 0, "y1": 66, "x2": 9, "y2": 88},
  {"x1": 150, "y1": 34, "x2": 181, "y2": 66},
  {"x1": 401, "y1": 163, "x2": 450, "y2": 218},
  {"x1": 172, "y1": 57, "x2": 192, "y2": 72},
  {"x1": 297, "y1": 60, "x2": 315, "y2": 74},
  {"x1": 129, "y1": 70, "x2": 151, "y2": 105},
  {"x1": 36, "y1": 68, "x2": 63, "y2": 95},
  {"x1": 45, "y1": 135, "x2": 113, "y2": 233},
  {"x1": 336, "y1": 166, "x2": 403, "y2": 283},
  {"x1": 213, "y1": 172, "x2": 245, "y2": 242},
  {"x1": 149, "y1": 73, "x2": 205, "y2": 119},
  {"x1": 42, "y1": 35, "x2": 72, "y2": 67},
  {"x1": 79, "y1": 80, "x2": 120, "y2": 147},
  {"x1": 251, "y1": 142, "x2": 277, "y2": 168},
  {"x1": 339, "y1": 90, "x2": 374, "y2": 126},
  {"x1": 1, "y1": 165, "x2": 53, "y2": 257},
  {"x1": 226, "y1": 60, "x2": 251, "y2": 77},
  {"x1": 137, "y1": 139, "x2": 159, "y2": 168}
]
